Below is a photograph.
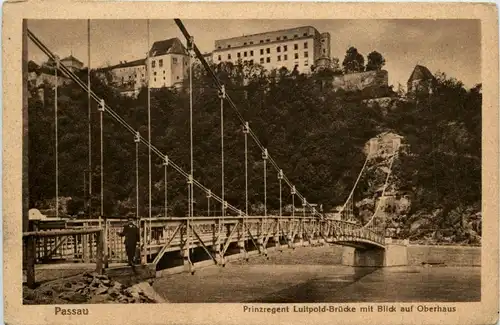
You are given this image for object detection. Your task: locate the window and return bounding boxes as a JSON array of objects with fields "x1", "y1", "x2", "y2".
[
  {"x1": 323, "y1": 49, "x2": 326, "y2": 54},
  {"x1": 283, "y1": 45, "x2": 288, "y2": 52},
  {"x1": 154, "y1": 71, "x2": 157, "y2": 76},
  {"x1": 154, "y1": 78, "x2": 156, "y2": 82},
  {"x1": 276, "y1": 36, "x2": 281, "y2": 40},
  {"x1": 294, "y1": 34, "x2": 298, "y2": 38},
  {"x1": 321, "y1": 39, "x2": 325, "y2": 43},
  {"x1": 159, "y1": 59, "x2": 163, "y2": 67},
  {"x1": 218, "y1": 46, "x2": 222, "y2": 49},
  {"x1": 277, "y1": 55, "x2": 281, "y2": 61},
  {"x1": 260, "y1": 49, "x2": 264, "y2": 55},
  {"x1": 284, "y1": 54, "x2": 288, "y2": 60},
  {"x1": 244, "y1": 51, "x2": 247, "y2": 57},
  {"x1": 250, "y1": 59, "x2": 254, "y2": 64},
  {"x1": 303, "y1": 32, "x2": 308, "y2": 36},
  {"x1": 250, "y1": 50, "x2": 254, "y2": 56},
  {"x1": 304, "y1": 42, "x2": 308, "y2": 49},
  {"x1": 163, "y1": 76, "x2": 166, "y2": 80},
  {"x1": 294, "y1": 44, "x2": 298, "y2": 50},
  {"x1": 163, "y1": 70, "x2": 165, "y2": 74},
  {"x1": 295, "y1": 53, "x2": 299, "y2": 59},
  {"x1": 260, "y1": 40, "x2": 264, "y2": 43},
  {"x1": 266, "y1": 57, "x2": 271, "y2": 63},
  {"x1": 304, "y1": 51, "x2": 308, "y2": 58},
  {"x1": 227, "y1": 45, "x2": 231, "y2": 48},
  {"x1": 304, "y1": 60, "x2": 309, "y2": 66},
  {"x1": 277, "y1": 46, "x2": 281, "y2": 53},
  {"x1": 152, "y1": 60, "x2": 156, "y2": 68},
  {"x1": 260, "y1": 58, "x2": 264, "y2": 64},
  {"x1": 173, "y1": 58, "x2": 178, "y2": 64},
  {"x1": 283, "y1": 36, "x2": 288, "y2": 40},
  {"x1": 244, "y1": 42, "x2": 247, "y2": 45},
  {"x1": 226, "y1": 54, "x2": 230, "y2": 60},
  {"x1": 218, "y1": 55, "x2": 221, "y2": 61},
  {"x1": 250, "y1": 41, "x2": 254, "y2": 45},
  {"x1": 236, "y1": 52, "x2": 240, "y2": 58},
  {"x1": 266, "y1": 48, "x2": 270, "y2": 54},
  {"x1": 266, "y1": 39, "x2": 270, "y2": 42},
  {"x1": 177, "y1": 76, "x2": 179, "y2": 80}
]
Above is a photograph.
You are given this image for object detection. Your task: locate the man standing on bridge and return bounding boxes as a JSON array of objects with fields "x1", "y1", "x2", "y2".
[{"x1": 119, "y1": 217, "x2": 140, "y2": 268}]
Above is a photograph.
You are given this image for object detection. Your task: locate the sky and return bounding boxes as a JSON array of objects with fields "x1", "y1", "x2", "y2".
[{"x1": 27, "y1": 19, "x2": 481, "y2": 89}]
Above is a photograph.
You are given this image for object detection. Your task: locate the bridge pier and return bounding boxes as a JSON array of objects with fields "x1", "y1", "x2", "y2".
[{"x1": 341, "y1": 239, "x2": 409, "y2": 267}]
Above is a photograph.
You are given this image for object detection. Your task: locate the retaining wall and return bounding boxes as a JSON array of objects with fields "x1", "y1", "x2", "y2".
[{"x1": 407, "y1": 245, "x2": 481, "y2": 266}]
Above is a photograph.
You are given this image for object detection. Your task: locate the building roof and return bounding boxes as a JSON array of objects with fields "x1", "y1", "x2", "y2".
[
  {"x1": 61, "y1": 55, "x2": 84, "y2": 66},
  {"x1": 148, "y1": 38, "x2": 187, "y2": 57},
  {"x1": 408, "y1": 65, "x2": 435, "y2": 83},
  {"x1": 215, "y1": 25, "x2": 318, "y2": 42},
  {"x1": 104, "y1": 58, "x2": 146, "y2": 70}
]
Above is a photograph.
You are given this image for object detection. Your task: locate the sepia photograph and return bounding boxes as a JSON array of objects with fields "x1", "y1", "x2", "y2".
[
  {"x1": 21, "y1": 17, "x2": 484, "y2": 304},
  {"x1": 2, "y1": 2, "x2": 498, "y2": 325}
]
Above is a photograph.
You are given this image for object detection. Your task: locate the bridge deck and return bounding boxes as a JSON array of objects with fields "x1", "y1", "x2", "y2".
[{"x1": 26, "y1": 216, "x2": 385, "y2": 267}]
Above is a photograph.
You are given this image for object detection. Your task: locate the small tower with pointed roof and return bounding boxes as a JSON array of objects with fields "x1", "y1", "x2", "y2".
[{"x1": 407, "y1": 64, "x2": 436, "y2": 98}]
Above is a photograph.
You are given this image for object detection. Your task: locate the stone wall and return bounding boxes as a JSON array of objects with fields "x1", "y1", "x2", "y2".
[
  {"x1": 407, "y1": 245, "x2": 481, "y2": 266},
  {"x1": 332, "y1": 70, "x2": 389, "y2": 95},
  {"x1": 384, "y1": 244, "x2": 408, "y2": 266}
]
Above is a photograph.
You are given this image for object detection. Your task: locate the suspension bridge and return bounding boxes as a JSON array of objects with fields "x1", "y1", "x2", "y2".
[{"x1": 23, "y1": 19, "x2": 408, "y2": 287}]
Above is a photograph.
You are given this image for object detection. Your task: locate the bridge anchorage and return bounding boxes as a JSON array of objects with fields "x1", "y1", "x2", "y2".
[{"x1": 23, "y1": 19, "x2": 410, "y2": 287}]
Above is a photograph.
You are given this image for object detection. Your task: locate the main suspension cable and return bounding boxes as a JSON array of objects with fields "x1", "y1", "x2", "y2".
[{"x1": 337, "y1": 154, "x2": 370, "y2": 216}]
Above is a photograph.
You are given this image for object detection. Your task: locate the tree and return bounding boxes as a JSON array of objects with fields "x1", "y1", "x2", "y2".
[
  {"x1": 365, "y1": 51, "x2": 386, "y2": 71},
  {"x1": 342, "y1": 47, "x2": 365, "y2": 74}
]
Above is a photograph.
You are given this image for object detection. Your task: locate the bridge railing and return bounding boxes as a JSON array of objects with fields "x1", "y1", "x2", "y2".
[
  {"x1": 28, "y1": 215, "x2": 386, "y2": 265},
  {"x1": 23, "y1": 228, "x2": 104, "y2": 288}
]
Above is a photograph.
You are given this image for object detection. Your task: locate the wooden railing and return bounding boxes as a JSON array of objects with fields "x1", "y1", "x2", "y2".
[
  {"x1": 23, "y1": 228, "x2": 104, "y2": 288},
  {"x1": 26, "y1": 216, "x2": 386, "y2": 270}
]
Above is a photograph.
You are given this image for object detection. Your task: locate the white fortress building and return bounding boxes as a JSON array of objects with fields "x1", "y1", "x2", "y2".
[
  {"x1": 99, "y1": 37, "x2": 189, "y2": 97},
  {"x1": 212, "y1": 26, "x2": 331, "y2": 73}
]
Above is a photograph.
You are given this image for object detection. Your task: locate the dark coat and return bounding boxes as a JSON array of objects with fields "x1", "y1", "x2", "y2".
[{"x1": 119, "y1": 223, "x2": 140, "y2": 247}]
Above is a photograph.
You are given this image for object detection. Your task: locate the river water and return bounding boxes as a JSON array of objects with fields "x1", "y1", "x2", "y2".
[{"x1": 152, "y1": 246, "x2": 480, "y2": 303}]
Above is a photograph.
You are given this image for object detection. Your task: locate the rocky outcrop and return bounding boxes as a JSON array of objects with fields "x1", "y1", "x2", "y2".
[
  {"x1": 331, "y1": 70, "x2": 392, "y2": 99},
  {"x1": 23, "y1": 272, "x2": 166, "y2": 305}
]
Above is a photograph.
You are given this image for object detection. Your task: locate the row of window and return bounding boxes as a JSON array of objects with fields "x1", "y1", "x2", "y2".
[
  {"x1": 219, "y1": 51, "x2": 308, "y2": 62},
  {"x1": 217, "y1": 42, "x2": 309, "y2": 59},
  {"x1": 238, "y1": 58, "x2": 309, "y2": 69},
  {"x1": 152, "y1": 75, "x2": 181, "y2": 82},
  {"x1": 258, "y1": 56, "x2": 309, "y2": 66},
  {"x1": 151, "y1": 57, "x2": 182, "y2": 68},
  {"x1": 218, "y1": 32, "x2": 310, "y2": 49},
  {"x1": 219, "y1": 47, "x2": 309, "y2": 60}
]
